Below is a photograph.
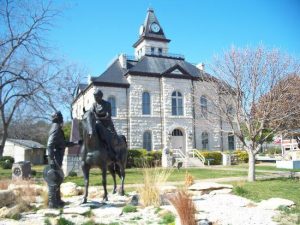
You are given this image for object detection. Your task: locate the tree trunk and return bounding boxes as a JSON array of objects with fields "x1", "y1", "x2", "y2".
[
  {"x1": 248, "y1": 152, "x2": 256, "y2": 182},
  {"x1": 0, "y1": 127, "x2": 8, "y2": 157}
]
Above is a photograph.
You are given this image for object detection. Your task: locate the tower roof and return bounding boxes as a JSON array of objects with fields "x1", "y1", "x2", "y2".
[{"x1": 133, "y1": 8, "x2": 170, "y2": 47}]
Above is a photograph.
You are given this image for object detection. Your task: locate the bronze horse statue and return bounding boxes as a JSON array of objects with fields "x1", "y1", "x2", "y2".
[{"x1": 81, "y1": 110, "x2": 127, "y2": 203}]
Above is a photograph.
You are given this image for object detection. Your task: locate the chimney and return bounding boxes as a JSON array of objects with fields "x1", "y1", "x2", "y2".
[
  {"x1": 118, "y1": 54, "x2": 127, "y2": 69},
  {"x1": 196, "y1": 63, "x2": 205, "y2": 72}
]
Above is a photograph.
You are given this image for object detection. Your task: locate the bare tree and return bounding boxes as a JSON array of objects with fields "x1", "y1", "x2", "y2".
[
  {"x1": 205, "y1": 46, "x2": 300, "y2": 181},
  {"x1": 0, "y1": 0, "x2": 60, "y2": 156}
]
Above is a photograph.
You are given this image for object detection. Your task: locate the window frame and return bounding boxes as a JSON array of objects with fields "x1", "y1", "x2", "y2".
[
  {"x1": 200, "y1": 95, "x2": 208, "y2": 118},
  {"x1": 107, "y1": 96, "x2": 117, "y2": 117},
  {"x1": 172, "y1": 91, "x2": 184, "y2": 116},
  {"x1": 143, "y1": 130, "x2": 152, "y2": 151},
  {"x1": 142, "y1": 91, "x2": 151, "y2": 115},
  {"x1": 201, "y1": 132, "x2": 209, "y2": 150}
]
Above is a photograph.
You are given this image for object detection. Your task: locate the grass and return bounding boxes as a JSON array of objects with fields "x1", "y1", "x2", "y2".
[
  {"x1": 62, "y1": 167, "x2": 256, "y2": 186},
  {"x1": 231, "y1": 178, "x2": 300, "y2": 224},
  {"x1": 122, "y1": 205, "x2": 137, "y2": 213},
  {"x1": 227, "y1": 163, "x2": 300, "y2": 172}
]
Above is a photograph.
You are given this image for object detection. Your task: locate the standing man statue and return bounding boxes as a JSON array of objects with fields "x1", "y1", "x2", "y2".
[
  {"x1": 43, "y1": 111, "x2": 81, "y2": 208},
  {"x1": 92, "y1": 89, "x2": 117, "y2": 160}
]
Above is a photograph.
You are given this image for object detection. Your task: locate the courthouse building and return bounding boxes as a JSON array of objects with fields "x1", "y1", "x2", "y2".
[{"x1": 72, "y1": 9, "x2": 236, "y2": 154}]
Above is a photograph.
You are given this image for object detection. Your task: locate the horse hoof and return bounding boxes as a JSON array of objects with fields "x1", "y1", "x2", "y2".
[
  {"x1": 103, "y1": 197, "x2": 108, "y2": 202},
  {"x1": 112, "y1": 190, "x2": 117, "y2": 194}
]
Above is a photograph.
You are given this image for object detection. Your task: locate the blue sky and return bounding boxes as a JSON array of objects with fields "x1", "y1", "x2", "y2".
[{"x1": 50, "y1": 0, "x2": 300, "y2": 78}]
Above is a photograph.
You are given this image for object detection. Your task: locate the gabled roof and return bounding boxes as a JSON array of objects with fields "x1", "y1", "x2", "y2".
[
  {"x1": 7, "y1": 139, "x2": 45, "y2": 149},
  {"x1": 128, "y1": 55, "x2": 203, "y2": 79},
  {"x1": 91, "y1": 59, "x2": 130, "y2": 87},
  {"x1": 133, "y1": 8, "x2": 170, "y2": 47}
]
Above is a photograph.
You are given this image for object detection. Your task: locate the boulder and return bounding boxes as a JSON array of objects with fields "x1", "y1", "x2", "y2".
[
  {"x1": 36, "y1": 208, "x2": 60, "y2": 216},
  {"x1": 188, "y1": 182, "x2": 233, "y2": 192},
  {"x1": 258, "y1": 198, "x2": 295, "y2": 210},
  {"x1": 209, "y1": 188, "x2": 232, "y2": 195},
  {"x1": 63, "y1": 206, "x2": 91, "y2": 215},
  {"x1": 60, "y1": 182, "x2": 79, "y2": 196},
  {"x1": 0, "y1": 190, "x2": 16, "y2": 207}
]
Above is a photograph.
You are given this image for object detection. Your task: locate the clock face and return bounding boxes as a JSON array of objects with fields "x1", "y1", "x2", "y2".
[{"x1": 150, "y1": 22, "x2": 160, "y2": 33}]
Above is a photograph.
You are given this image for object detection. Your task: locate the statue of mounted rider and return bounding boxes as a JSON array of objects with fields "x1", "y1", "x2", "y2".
[
  {"x1": 44, "y1": 89, "x2": 127, "y2": 208},
  {"x1": 81, "y1": 89, "x2": 128, "y2": 203}
]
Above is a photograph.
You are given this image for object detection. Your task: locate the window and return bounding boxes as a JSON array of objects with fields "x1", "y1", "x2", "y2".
[
  {"x1": 172, "y1": 91, "x2": 183, "y2": 115},
  {"x1": 158, "y1": 48, "x2": 162, "y2": 56},
  {"x1": 200, "y1": 95, "x2": 208, "y2": 118},
  {"x1": 227, "y1": 105, "x2": 234, "y2": 116},
  {"x1": 202, "y1": 132, "x2": 209, "y2": 149},
  {"x1": 143, "y1": 131, "x2": 152, "y2": 151},
  {"x1": 142, "y1": 92, "x2": 151, "y2": 115},
  {"x1": 172, "y1": 129, "x2": 183, "y2": 136},
  {"x1": 151, "y1": 47, "x2": 155, "y2": 55},
  {"x1": 228, "y1": 133, "x2": 235, "y2": 150},
  {"x1": 108, "y1": 96, "x2": 116, "y2": 117}
]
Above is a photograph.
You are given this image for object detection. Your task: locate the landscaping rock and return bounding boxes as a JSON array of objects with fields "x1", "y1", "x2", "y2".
[
  {"x1": 0, "y1": 190, "x2": 15, "y2": 207},
  {"x1": 130, "y1": 194, "x2": 139, "y2": 206},
  {"x1": 63, "y1": 206, "x2": 91, "y2": 215},
  {"x1": 37, "y1": 208, "x2": 60, "y2": 216},
  {"x1": 92, "y1": 206, "x2": 123, "y2": 219},
  {"x1": 61, "y1": 214, "x2": 90, "y2": 224},
  {"x1": 60, "y1": 182, "x2": 79, "y2": 196},
  {"x1": 188, "y1": 182, "x2": 233, "y2": 192},
  {"x1": 209, "y1": 188, "x2": 232, "y2": 195},
  {"x1": 258, "y1": 198, "x2": 295, "y2": 210}
]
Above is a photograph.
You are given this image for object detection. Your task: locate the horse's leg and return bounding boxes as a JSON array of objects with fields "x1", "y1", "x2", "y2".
[
  {"x1": 101, "y1": 165, "x2": 108, "y2": 201},
  {"x1": 108, "y1": 164, "x2": 117, "y2": 194},
  {"x1": 81, "y1": 162, "x2": 90, "y2": 204},
  {"x1": 119, "y1": 163, "x2": 126, "y2": 196}
]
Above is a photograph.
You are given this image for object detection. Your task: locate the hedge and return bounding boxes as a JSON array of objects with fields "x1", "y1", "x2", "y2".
[
  {"x1": 127, "y1": 149, "x2": 162, "y2": 168},
  {"x1": 197, "y1": 151, "x2": 222, "y2": 165},
  {"x1": 235, "y1": 150, "x2": 249, "y2": 163}
]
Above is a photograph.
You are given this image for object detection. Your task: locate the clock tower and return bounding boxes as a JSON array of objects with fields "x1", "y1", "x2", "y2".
[{"x1": 133, "y1": 8, "x2": 171, "y2": 59}]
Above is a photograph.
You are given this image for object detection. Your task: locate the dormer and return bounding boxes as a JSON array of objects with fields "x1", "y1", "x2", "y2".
[{"x1": 133, "y1": 8, "x2": 171, "y2": 60}]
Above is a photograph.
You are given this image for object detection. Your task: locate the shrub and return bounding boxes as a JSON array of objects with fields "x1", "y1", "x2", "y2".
[
  {"x1": 57, "y1": 217, "x2": 75, "y2": 225},
  {"x1": 127, "y1": 149, "x2": 162, "y2": 168},
  {"x1": 138, "y1": 167, "x2": 172, "y2": 207},
  {"x1": 122, "y1": 205, "x2": 137, "y2": 213},
  {"x1": 159, "y1": 212, "x2": 176, "y2": 224},
  {"x1": 197, "y1": 151, "x2": 222, "y2": 165},
  {"x1": 0, "y1": 160, "x2": 12, "y2": 169},
  {"x1": 68, "y1": 171, "x2": 77, "y2": 177},
  {"x1": 265, "y1": 147, "x2": 281, "y2": 155},
  {"x1": 235, "y1": 150, "x2": 249, "y2": 163},
  {"x1": 30, "y1": 170, "x2": 37, "y2": 176},
  {"x1": 0, "y1": 156, "x2": 14, "y2": 164}
]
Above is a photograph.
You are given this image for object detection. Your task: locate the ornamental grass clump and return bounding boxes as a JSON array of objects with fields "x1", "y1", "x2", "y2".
[
  {"x1": 168, "y1": 190, "x2": 197, "y2": 225},
  {"x1": 137, "y1": 167, "x2": 172, "y2": 207},
  {"x1": 184, "y1": 170, "x2": 194, "y2": 188}
]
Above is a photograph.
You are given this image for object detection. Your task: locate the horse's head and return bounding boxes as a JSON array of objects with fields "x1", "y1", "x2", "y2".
[{"x1": 82, "y1": 110, "x2": 96, "y2": 138}]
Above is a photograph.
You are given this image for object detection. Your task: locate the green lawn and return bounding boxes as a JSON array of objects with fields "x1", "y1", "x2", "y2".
[
  {"x1": 64, "y1": 167, "x2": 258, "y2": 186},
  {"x1": 227, "y1": 163, "x2": 300, "y2": 172},
  {"x1": 232, "y1": 178, "x2": 300, "y2": 224},
  {"x1": 0, "y1": 165, "x2": 268, "y2": 186}
]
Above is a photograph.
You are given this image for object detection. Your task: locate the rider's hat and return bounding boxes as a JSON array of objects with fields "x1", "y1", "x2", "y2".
[
  {"x1": 51, "y1": 111, "x2": 63, "y2": 123},
  {"x1": 93, "y1": 89, "x2": 103, "y2": 97}
]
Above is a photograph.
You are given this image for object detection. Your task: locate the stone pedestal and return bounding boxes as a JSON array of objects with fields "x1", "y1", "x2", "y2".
[{"x1": 62, "y1": 118, "x2": 82, "y2": 176}]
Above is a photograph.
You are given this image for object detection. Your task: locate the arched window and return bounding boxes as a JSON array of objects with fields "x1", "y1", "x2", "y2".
[
  {"x1": 200, "y1": 95, "x2": 208, "y2": 118},
  {"x1": 172, "y1": 91, "x2": 183, "y2": 116},
  {"x1": 228, "y1": 133, "x2": 235, "y2": 150},
  {"x1": 227, "y1": 105, "x2": 234, "y2": 116},
  {"x1": 172, "y1": 129, "x2": 183, "y2": 136},
  {"x1": 108, "y1": 96, "x2": 116, "y2": 117},
  {"x1": 142, "y1": 92, "x2": 151, "y2": 115},
  {"x1": 143, "y1": 131, "x2": 152, "y2": 151},
  {"x1": 202, "y1": 132, "x2": 209, "y2": 149}
]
